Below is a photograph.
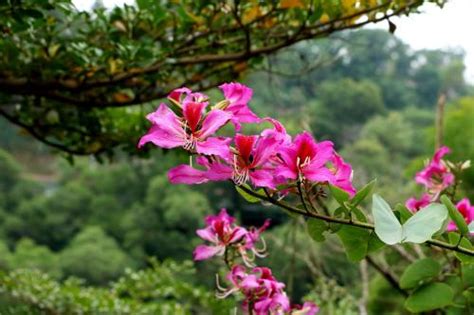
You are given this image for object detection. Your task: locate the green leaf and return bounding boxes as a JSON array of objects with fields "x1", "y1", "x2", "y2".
[
  {"x1": 445, "y1": 275, "x2": 463, "y2": 294},
  {"x1": 400, "y1": 258, "x2": 441, "y2": 289},
  {"x1": 333, "y1": 206, "x2": 349, "y2": 218},
  {"x1": 328, "y1": 222, "x2": 342, "y2": 233},
  {"x1": 235, "y1": 185, "x2": 261, "y2": 203},
  {"x1": 329, "y1": 185, "x2": 349, "y2": 205},
  {"x1": 350, "y1": 179, "x2": 376, "y2": 207},
  {"x1": 441, "y1": 195, "x2": 470, "y2": 236},
  {"x1": 367, "y1": 233, "x2": 385, "y2": 253},
  {"x1": 307, "y1": 219, "x2": 328, "y2": 242},
  {"x1": 462, "y1": 264, "x2": 474, "y2": 287},
  {"x1": 448, "y1": 233, "x2": 474, "y2": 264},
  {"x1": 351, "y1": 207, "x2": 367, "y2": 222},
  {"x1": 394, "y1": 203, "x2": 413, "y2": 224},
  {"x1": 308, "y1": 4, "x2": 323, "y2": 23},
  {"x1": 405, "y1": 283, "x2": 454, "y2": 312},
  {"x1": 337, "y1": 225, "x2": 370, "y2": 261}
]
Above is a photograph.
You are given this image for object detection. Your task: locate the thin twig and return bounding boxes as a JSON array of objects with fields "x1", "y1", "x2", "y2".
[{"x1": 366, "y1": 256, "x2": 407, "y2": 297}]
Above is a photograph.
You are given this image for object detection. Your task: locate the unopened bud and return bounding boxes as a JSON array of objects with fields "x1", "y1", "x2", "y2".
[
  {"x1": 168, "y1": 97, "x2": 182, "y2": 108},
  {"x1": 213, "y1": 100, "x2": 230, "y2": 110},
  {"x1": 446, "y1": 160, "x2": 455, "y2": 170},
  {"x1": 461, "y1": 160, "x2": 471, "y2": 170}
]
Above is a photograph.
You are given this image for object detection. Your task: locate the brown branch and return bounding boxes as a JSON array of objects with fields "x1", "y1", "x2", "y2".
[
  {"x1": 366, "y1": 256, "x2": 408, "y2": 297},
  {"x1": 0, "y1": 108, "x2": 102, "y2": 156},
  {"x1": 0, "y1": 0, "x2": 424, "y2": 106}
]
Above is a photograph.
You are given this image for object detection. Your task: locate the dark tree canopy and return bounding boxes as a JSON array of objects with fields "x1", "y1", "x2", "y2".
[{"x1": 0, "y1": 0, "x2": 445, "y2": 157}]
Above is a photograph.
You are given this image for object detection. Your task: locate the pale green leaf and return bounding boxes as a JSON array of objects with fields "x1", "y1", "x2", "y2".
[
  {"x1": 402, "y1": 203, "x2": 448, "y2": 243},
  {"x1": 372, "y1": 194, "x2": 403, "y2": 245}
]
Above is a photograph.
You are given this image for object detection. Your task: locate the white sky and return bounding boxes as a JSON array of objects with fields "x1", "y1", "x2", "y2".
[{"x1": 72, "y1": 0, "x2": 474, "y2": 83}]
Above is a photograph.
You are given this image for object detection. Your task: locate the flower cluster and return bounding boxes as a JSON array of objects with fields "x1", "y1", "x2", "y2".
[
  {"x1": 197, "y1": 209, "x2": 318, "y2": 315},
  {"x1": 406, "y1": 146, "x2": 473, "y2": 232},
  {"x1": 139, "y1": 83, "x2": 356, "y2": 196},
  {"x1": 194, "y1": 209, "x2": 269, "y2": 266},
  {"x1": 138, "y1": 82, "x2": 357, "y2": 314}
]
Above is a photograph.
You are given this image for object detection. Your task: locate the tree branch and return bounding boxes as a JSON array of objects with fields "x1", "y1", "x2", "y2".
[
  {"x1": 366, "y1": 256, "x2": 408, "y2": 297},
  {"x1": 237, "y1": 185, "x2": 474, "y2": 256}
]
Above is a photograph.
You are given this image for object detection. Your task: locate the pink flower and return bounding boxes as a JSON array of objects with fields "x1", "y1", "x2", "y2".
[
  {"x1": 228, "y1": 134, "x2": 279, "y2": 188},
  {"x1": 244, "y1": 219, "x2": 270, "y2": 250},
  {"x1": 405, "y1": 193, "x2": 432, "y2": 212},
  {"x1": 168, "y1": 87, "x2": 207, "y2": 105},
  {"x1": 447, "y1": 198, "x2": 474, "y2": 232},
  {"x1": 291, "y1": 302, "x2": 320, "y2": 315},
  {"x1": 193, "y1": 209, "x2": 247, "y2": 261},
  {"x1": 220, "y1": 82, "x2": 260, "y2": 129},
  {"x1": 261, "y1": 117, "x2": 292, "y2": 146},
  {"x1": 138, "y1": 100, "x2": 232, "y2": 158},
  {"x1": 276, "y1": 132, "x2": 334, "y2": 183},
  {"x1": 235, "y1": 219, "x2": 271, "y2": 267},
  {"x1": 168, "y1": 134, "x2": 280, "y2": 188},
  {"x1": 222, "y1": 266, "x2": 290, "y2": 315},
  {"x1": 328, "y1": 154, "x2": 356, "y2": 197},
  {"x1": 415, "y1": 146, "x2": 455, "y2": 195}
]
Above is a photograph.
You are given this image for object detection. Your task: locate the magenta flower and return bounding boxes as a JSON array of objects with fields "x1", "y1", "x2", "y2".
[
  {"x1": 405, "y1": 193, "x2": 432, "y2": 212},
  {"x1": 244, "y1": 219, "x2": 270, "y2": 250},
  {"x1": 261, "y1": 117, "x2": 292, "y2": 146},
  {"x1": 447, "y1": 198, "x2": 474, "y2": 232},
  {"x1": 236, "y1": 219, "x2": 271, "y2": 267},
  {"x1": 138, "y1": 101, "x2": 232, "y2": 158},
  {"x1": 415, "y1": 146, "x2": 455, "y2": 195},
  {"x1": 167, "y1": 86, "x2": 208, "y2": 105},
  {"x1": 328, "y1": 154, "x2": 356, "y2": 197},
  {"x1": 168, "y1": 134, "x2": 279, "y2": 188},
  {"x1": 276, "y1": 132, "x2": 334, "y2": 183},
  {"x1": 193, "y1": 209, "x2": 247, "y2": 261},
  {"x1": 220, "y1": 82, "x2": 260, "y2": 129},
  {"x1": 228, "y1": 134, "x2": 279, "y2": 188},
  {"x1": 221, "y1": 266, "x2": 290, "y2": 315}
]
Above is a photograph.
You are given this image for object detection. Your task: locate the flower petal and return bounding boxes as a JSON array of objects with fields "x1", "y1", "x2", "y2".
[
  {"x1": 198, "y1": 109, "x2": 232, "y2": 139},
  {"x1": 231, "y1": 105, "x2": 261, "y2": 124},
  {"x1": 252, "y1": 136, "x2": 279, "y2": 167},
  {"x1": 138, "y1": 104, "x2": 185, "y2": 148},
  {"x1": 250, "y1": 169, "x2": 276, "y2": 189},
  {"x1": 206, "y1": 163, "x2": 233, "y2": 181},
  {"x1": 146, "y1": 103, "x2": 183, "y2": 136},
  {"x1": 196, "y1": 137, "x2": 232, "y2": 159},
  {"x1": 168, "y1": 165, "x2": 208, "y2": 184},
  {"x1": 228, "y1": 226, "x2": 248, "y2": 244},
  {"x1": 138, "y1": 125, "x2": 185, "y2": 149},
  {"x1": 303, "y1": 166, "x2": 335, "y2": 183},
  {"x1": 183, "y1": 101, "x2": 206, "y2": 132},
  {"x1": 193, "y1": 244, "x2": 224, "y2": 261},
  {"x1": 219, "y1": 82, "x2": 253, "y2": 105},
  {"x1": 168, "y1": 87, "x2": 191, "y2": 103},
  {"x1": 196, "y1": 227, "x2": 217, "y2": 243}
]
